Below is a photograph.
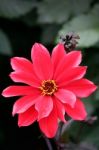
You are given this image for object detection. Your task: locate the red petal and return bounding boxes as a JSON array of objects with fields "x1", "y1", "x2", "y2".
[
  {"x1": 18, "y1": 106, "x2": 38, "y2": 127},
  {"x1": 31, "y1": 43, "x2": 52, "y2": 80},
  {"x1": 56, "y1": 66, "x2": 87, "y2": 86},
  {"x1": 39, "y1": 107, "x2": 58, "y2": 138},
  {"x1": 54, "y1": 51, "x2": 82, "y2": 78},
  {"x1": 2, "y1": 86, "x2": 35, "y2": 97},
  {"x1": 51, "y1": 44, "x2": 66, "y2": 74},
  {"x1": 63, "y1": 50, "x2": 82, "y2": 67},
  {"x1": 35, "y1": 96, "x2": 53, "y2": 120},
  {"x1": 54, "y1": 97, "x2": 66, "y2": 122},
  {"x1": 65, "y1": 79, "x2": 97, "y2": 98},
  {"x1": 11, "y1": 57, "x2": 34, "y2": 73},
  {"x1": 10, "y1": 71, "x2": 40, "y2": 87},
  {"x1": 12, "y1": 94, "x2": 40, "y2": 115},
  {"x1": 54, "y1": 89, "x2": 76, "y2": 107},
  {"x1": 65, "y1": 98, "x2": 87, "y2": 120}
]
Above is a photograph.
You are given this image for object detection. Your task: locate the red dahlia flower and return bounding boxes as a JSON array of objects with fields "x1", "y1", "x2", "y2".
[{"x1": 2, "y1": 43, "x2": 97, "y2": 138}]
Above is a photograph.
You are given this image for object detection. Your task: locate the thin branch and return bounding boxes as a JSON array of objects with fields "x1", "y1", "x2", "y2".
[
  {"x1": 61, "y1": 119, "x2": 74, "y2": 135},
  {"x1": 43, "y1": 134, "x2": 53, "y2": 150},
  {"x1": 55, "y1": 122, "x2": 64, "y2": 141}
]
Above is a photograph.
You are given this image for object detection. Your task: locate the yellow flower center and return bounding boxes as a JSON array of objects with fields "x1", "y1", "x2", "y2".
[{"x1": 40, "y1": 80, "x2": 57, "y2": 96}]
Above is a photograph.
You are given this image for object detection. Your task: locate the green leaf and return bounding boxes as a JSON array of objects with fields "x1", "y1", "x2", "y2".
[
  {"x1": 0, "y1": 30, "x2": 12, "y2": 55},
  {"x1": 78, "y1": 28, "x2": 99, "y2": 47},
  {"x1": 38, "y1": 0, "x2": 70, "y2": 23},
  {"x1": 83, "y1": 98, "x2": 95, "y2": 115},
  {"x1": 21, "y1": 9, "x2": 37, "y2": 26},
  {"x1": 70, "y1": 0, "x2": 93, "y2": 15},
  {"x1": 41, "y1": 24, "x2": 60, "y2": 44},
  {"x1": 57, "y1": 3, "x2": 99, "y2": 47},
  {"x1": 0, "y1": 0, "x2": 37, "y2": 18},
  {"x1": 94, "y1": 90, "x2": 99, "y2": 101},
  {"x1": 38, "y1": 0, "x2": 92, "y2": 23}
]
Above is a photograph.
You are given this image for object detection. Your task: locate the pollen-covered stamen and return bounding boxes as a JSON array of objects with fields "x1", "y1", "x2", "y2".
[{"x1": 40, "y1": 80, "x2": 57, "y2": 96}]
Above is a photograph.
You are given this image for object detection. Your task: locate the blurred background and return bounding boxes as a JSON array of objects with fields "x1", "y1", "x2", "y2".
[{"x1": 0, "y1": 0, "x2": 99, "y2": 149}]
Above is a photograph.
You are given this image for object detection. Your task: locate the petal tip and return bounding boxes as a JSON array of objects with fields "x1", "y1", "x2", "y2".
[
  {"x1": 12, "y1": 112, "x2": 15, "y2": 117},
  {"x1": 12, "y1": 107, "x2": 16, "y2": 116},
  {"x1": 82, "y1": 66, "x2": 88, "y2": 72},
  {"x1": 90, "y1": 84, "x2": 97, "y2": 94},
  {"x1": 10, "y1": 57, "x2": 15, "y2": 63},
  {"x1": 1, "y1": 87, "x2": 11, "y2": 97},
  {"x1": 18, "y1": 122, "x2": 22, "y2": 128},
  {"x1": 32, "y1": 43, "x2": 41, "y2": 50},
  {"x1": 80, "y1": 113, "x2": 87, "y2": 121},
  {"x1": 62, "y1": 119, "x2": 66, "y2": 123},
  {"x1": 1, "y1": 90, "x2": 9, "y2": 97},
  {"x1": 9, "y1": 73, "x2": 12, "y2": 78},
  {"x1": 79, "y1": 109, "x2": 87, "y2": 121},
  {"x1": 94, "y1": 84, "x2": 98, "y2": 91},
  {"x1": 1, "y1": 90, "x2": 5, "y2": 97}
]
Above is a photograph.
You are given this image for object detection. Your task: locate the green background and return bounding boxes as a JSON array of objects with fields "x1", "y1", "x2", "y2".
[{"x1": 0, "y1": 0, "x2": 99, "y2": 149}]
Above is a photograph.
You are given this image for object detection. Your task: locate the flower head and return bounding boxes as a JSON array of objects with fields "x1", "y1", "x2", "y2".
[
  {"x1": 60, "y1": 32, "x2": 80, "y2": 51},
  {"x1": 2, "y1": 43, "x2": 97, "y2": 138}
]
